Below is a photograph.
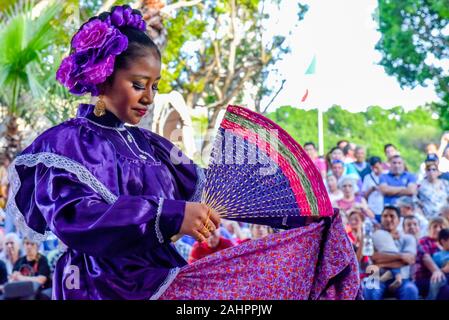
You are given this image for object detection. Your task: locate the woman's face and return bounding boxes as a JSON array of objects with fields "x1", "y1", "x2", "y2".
[
  {"x1": 24, "y1": 239, "x2": 38, "y2": 257},
  {"x1": 429, "y1": 223, "x2": 444, "y2": 239},
  {"x1": 331, "y1": 149, "x2": 344, "y2": 161},
  {"x1": 327, "y1": 175, "x2": 338, "y2": 191},
  {"x1": 426, "y1": 165, "x2": 439, "y2": 181},
  {"x1": 349, "y1": 213, "x2": 363, "y2": 230},
  {"x1": 102, "y1": 50, "x2": 161, "y2": 125},
  {"x1": 251, "y1": 224, "x2": 270, "y2": 240},
  {"x1": 341, "y1": 181, "x2": 354, "y2": 197}
]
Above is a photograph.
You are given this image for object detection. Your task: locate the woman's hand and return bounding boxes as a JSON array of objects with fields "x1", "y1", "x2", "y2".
[
  {"x1": 179, "y1": 202, "x2": 221, "y2": 242},
  {"x1": 430, "y1": 269, "x2": 446, "y2": 284}
]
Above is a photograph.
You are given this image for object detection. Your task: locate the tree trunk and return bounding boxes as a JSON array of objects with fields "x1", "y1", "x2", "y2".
[{"x1": 4, "y1": 115, "x2": 22, "y2": 161}]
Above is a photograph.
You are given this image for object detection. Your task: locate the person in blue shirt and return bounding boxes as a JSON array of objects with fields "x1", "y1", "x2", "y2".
[{"x1": 379, "y1": 155, "x2": 417, "y2": 206}]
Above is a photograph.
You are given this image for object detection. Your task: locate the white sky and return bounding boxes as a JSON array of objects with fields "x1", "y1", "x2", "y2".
[{"x1": 259, "y1": 0, "x2": 439, "y2": 113}]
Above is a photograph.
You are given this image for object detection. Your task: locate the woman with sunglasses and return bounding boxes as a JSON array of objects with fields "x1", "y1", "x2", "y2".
[{"x1": 418, "y1": 161, "x2": 449, "y2": 220}]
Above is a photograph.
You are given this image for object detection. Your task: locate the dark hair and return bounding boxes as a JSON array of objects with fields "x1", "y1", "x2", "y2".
[
  {"x1": 403, "y1": 215, "x2": 418, "y2": 226},
  {"x1": 304, "y1": 142, "x2": 316, "y2": 149},
  {"x1": 438, "y1": 228, "x2": 449, "y2": 243},
  {"x1": 342, "y1": 144, "x2": 352, "y2": 156},
  {"x1": 382, "y1": 205, "x2": 400, "y2": 218},
  {"x1": 384, "y1": 143, "x2": 396, "y2": 152},
  {"x1": 73, "y1": 5, "x2": 161, "y2": 73},
  {"x1": 390, "y1": 154, "x2": 403, "y2": 162},
  {"x1": 337, "y1": 140, "x2": 349, "y2": 148},
  {"x1": 369, "y1": 156, "x2": 381, "y2": 166}
]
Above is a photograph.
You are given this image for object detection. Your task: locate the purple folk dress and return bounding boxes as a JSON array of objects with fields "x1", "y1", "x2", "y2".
[
  {"x1": 7, "y1": 103, "x2": 361, "y2": 300},
  {"x1": 7, "y1": 103, "x2": 202, "y2": 299}
]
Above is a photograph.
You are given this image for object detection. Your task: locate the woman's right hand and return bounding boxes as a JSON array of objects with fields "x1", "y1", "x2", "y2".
[{"x1": 179, "y1": 202, "x2": 221, "y2": 242}]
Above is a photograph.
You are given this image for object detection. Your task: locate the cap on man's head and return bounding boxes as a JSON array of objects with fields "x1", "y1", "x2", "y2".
[
  {"x1": 395, "y1": 196, "x2": 415, "y2": 209},
  {"x1": 425, "y1": 153, "x2": 439, "y2": 163}
]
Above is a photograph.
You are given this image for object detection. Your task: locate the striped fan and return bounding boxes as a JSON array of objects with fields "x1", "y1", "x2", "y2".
[{"x1": 201, "y1": 105, "x2": 333, "y2": 227}]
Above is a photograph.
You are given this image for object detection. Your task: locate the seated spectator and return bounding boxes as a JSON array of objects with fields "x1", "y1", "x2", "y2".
[
  {"x1": 414, "y1": 217, "x2": 449, "y2": 299},
  {"x1": 0, "y1": 233, "x2": 22, "y2": 275},
  {"x1": 326, "y1": 174, "x2": 343, "y2": 205},
  {"x1": 396, "y1": 197, "x2": 428, "y2": 238},
  {"x1": 304, "y1": 142, "x2": 327, "y2": 178},
  {"x1": 363, "y1": 206, "x2": 419, "y2": 300},
  {"x1": 379, "y1": 155, "x2": 417, "y2": 206},
  {"x1": 10, "y1": 236, "x2": 51, "y2": 299},
  {"x1": 362, "y1": 156, "x2": 384, "y2": 221},
  {"x1": 417, "y1": 161, "x2": 449, "y2": 220},
  {"x1": 327, "y1": 147, "x2": 359, "y2": 180},
  {"x1": 188, "y1": 229, "x2": 234, "y2": 264},
  {"x1": 417, "y1": 151, "x2": 439, "y2": 182},
  {"x1": 250, "y1": 224, "x2": 273, "y2": 240},
  {"x1": 427, "y1": 228, "x2": 449, "y2": 300},
  {"x1": 222, "y1": 220, "x2": 248, "y2": 244},
  {"x1": 337, "y1": 177, "x2": 374, "y2": 223},
  {"x1": 403, "y1": 216, "x2": 421, "y2": 241},
  {"x1": 353, "y1": 146, "x2": 371, "y2": 180},
  {"x1": 346, "y1": 209, "x2": 365, "y2": 265}
]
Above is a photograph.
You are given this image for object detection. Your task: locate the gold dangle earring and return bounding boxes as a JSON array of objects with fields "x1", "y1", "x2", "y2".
[{"x1": 94, "y1": 95, "x2": 106, "y2": 117}]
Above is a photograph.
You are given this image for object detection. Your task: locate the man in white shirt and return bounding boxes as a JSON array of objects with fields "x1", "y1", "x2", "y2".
[{"x1": 362, "y1": 156, "x2": 384, "y2": 221}]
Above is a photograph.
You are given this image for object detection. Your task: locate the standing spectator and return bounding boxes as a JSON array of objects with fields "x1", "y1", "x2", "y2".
[
  {"x1": 0, "y1": 233, "x2": 22, "y2": 275},
  {"x1": 330, "y1": 160, "x2": 345, "y2": 183},
  {"x1": 327, "y1": 148, "x2": 359, "y2": 179},
  {"x1": 414, "y1": 217, "x2": 449, "y2": 299},
  {"x1": 418, "y1": 148, "x2": 439, "y2": 181},
  {"x1": 363, "y1": 206, "x2": 419, "y2": 300},
  {"x1": 396, "y1": 197, "x2": 428, "y2": 238},
  {"x1": 403, "y1": 216, "x2": 421, "y2": 241},
  {"x1": 382, "y1": 143, "x2": 399, "y2": 172},
  {"x1": 379, "y1": 155, "x2": 417, "y2": 206},
  {"x1": 353, "y1": 146, "x2": 371, "y2": 180},
  {"x1": 326, "y1": 174, "x2": 343, "y2": 206},
  {"x1": 342, "y1": 143, "x2": 356, "y2": 163},
  {"x1": 337, "y1": 140, "x2": 350, "y2": 150},
  {"x1": 188, "y1": 229, "x2": 234, "y2": 264},
  {"x1": 436, "y1": 132, "x2": 449, "y2": 173},
  {"x1": 337, "y1": 177, "x2": 375, "y2": 223},
  {"x1": 362, "y1": 156, "x2": 384, "y2": 221},
  {"x1": 417, "y1": 161, "x2": 449, "y2": 220},
  {"x1": 304, "y1": 142, "x2": 327, "y2": 178}
]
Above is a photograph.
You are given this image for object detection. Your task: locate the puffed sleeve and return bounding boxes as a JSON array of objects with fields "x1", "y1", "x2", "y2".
[
  {"x1": 138, "y1": 128, "x2": 205, "y2": 202},
  {"x1": 33, "y1": 166, "x2": 185, "y2": 257},
  {"x1": 7, "y1": 123, "x2": 186, "y2": 258}
]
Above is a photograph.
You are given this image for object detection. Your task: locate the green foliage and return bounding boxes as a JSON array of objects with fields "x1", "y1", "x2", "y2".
[
  {"x1": 267, "y1": 105, "x2": 442, "y2": 172},
  {"x1": 376, "y1": 0, "x2": 449, "y2": 128}
]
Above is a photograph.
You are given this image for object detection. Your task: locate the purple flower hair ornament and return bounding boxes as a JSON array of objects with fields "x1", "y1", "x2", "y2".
[{"x1": 56, "y1": 5, "x2": 146, "y2": 96}]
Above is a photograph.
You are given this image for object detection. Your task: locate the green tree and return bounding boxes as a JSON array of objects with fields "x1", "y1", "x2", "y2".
[
  {"x1": 0, "y1": 1, "x2": 65, "y2": 160},
  {"x1": 375, "y1": 0, "x2": 449, "y2": 128},
  {"x1": 159, "y1": 0, "x2": 308, "y2": 151},
  {"x1": 267, "y1": 105, "x2": 442, "y2": 172}
]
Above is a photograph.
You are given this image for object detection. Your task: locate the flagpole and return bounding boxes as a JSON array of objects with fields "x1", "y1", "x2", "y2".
[{"x1": 318, "y1": 108, "x2": 324, "y2": 156}]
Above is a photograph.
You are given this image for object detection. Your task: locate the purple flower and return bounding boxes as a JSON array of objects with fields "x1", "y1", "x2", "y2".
[
  {"x1": 98, "y1": 29, "x2": 128, "y2": 60},
  {"x1": 123, "y1": 6, "x2": 133, "y2": 24},
  {"x1": 56, "y1": 56, "x2": 74, "y2": 87},
  {"x1": 71, "y1": 19, "x2": 113, "y2": 51},
  {"x1": 110, "y1": 6, "x2": 125, "y2": 27}
]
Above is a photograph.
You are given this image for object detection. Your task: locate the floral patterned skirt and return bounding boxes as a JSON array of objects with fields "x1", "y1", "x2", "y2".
[{"x1": 158, "y1": 213, "x2": 361, "y2": 300}]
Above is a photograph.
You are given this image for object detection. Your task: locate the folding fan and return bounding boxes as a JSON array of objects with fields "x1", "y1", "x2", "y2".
[{"x1": 201, "y1": 105, "x2": 333, "y2": 228}]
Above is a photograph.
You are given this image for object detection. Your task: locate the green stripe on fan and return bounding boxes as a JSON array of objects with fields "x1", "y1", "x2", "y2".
[{"x1": 223, "y1": 112, "x2": 319, "y2": 216}]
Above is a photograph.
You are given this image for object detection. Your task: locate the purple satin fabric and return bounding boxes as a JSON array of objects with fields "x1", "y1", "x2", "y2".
[{"x1": 11, "y1": 104, "x2": 201, "y2": 299}]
